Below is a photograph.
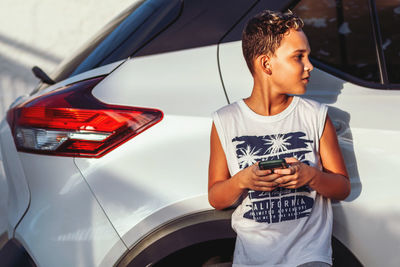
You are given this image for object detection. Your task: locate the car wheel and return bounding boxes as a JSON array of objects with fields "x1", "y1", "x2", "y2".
[{"x1": 153, "y1": 238, "x2": 235, "y2": 267}]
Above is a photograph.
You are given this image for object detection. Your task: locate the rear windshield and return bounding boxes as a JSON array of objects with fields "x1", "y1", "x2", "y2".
[{"x1": 36, "y1": 0, "x2": 182, "y2": 92}]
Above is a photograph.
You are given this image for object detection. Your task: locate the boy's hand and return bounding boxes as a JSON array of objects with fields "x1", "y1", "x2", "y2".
[
  {"x1": 238, "y1": 163, "x2": 282, "y2": 191},
  {"x1": 273, "y1": 157, "x2": 318, "y2": 189}
]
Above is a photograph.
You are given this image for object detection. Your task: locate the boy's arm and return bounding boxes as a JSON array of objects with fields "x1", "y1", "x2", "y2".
[
  {"x1": 274, "y1": 116, "x2": 351, "y2": 200},
  {"x1": 208, "y1": 123, "x2": 279, "y2": 210},
  {"x1": 208, "y1": 123, "x2": 243, "y2": 210},
  {"x1": 310, "y1": 115, "x2": 350, "y2": 199}
]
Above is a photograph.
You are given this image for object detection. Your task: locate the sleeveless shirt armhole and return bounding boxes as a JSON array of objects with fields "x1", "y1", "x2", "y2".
[
  {"x1": 318, "y1": 104, "x2": 329, "y2": 139},
  {"x1": 212, "y1": 111, "x2": 228, "y2": 156}
]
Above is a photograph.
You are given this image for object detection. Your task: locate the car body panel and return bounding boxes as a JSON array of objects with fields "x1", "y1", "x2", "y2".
[
  {"x1": 27, "y1": 60, "x2": 125, "y2": 103},
  {"x1": 218, "y1": 40, "x2": 400, "y2": 266},
  {"x1": 0, "y1": 120, "x2": 30, "y2": 236},
  {"x1": 92, "y1": 45, "x2": 227, "y2": 116},
  {"x1": 74, "y1": 115, "x2": 213, "y2": 245},
  {"x1": 11, "y1": 152, "x2": 127, "y2": 267},
  {"x1": 306, "y1": 70, "x2": 400, "y2": 266},
  {"x1": 75, "y1": 45, "x2": 228, "y2": 247}
]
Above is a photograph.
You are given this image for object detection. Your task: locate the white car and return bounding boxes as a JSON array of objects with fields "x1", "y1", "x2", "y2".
[{"x1": 0, "y1": 0, "x2": 399, "y2": 266}]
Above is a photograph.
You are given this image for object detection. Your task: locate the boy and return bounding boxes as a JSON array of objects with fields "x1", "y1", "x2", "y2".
[{"x1": 208, "y1": 10, "x2": 350, "y2": 267}]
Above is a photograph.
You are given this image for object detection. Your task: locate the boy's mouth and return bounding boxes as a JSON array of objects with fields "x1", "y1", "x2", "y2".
[{"x1": 302, "y1": 76, "x2": 310, "y2": 83}]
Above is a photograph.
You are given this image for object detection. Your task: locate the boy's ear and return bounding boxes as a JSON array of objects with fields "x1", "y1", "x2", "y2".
[{"x1": 258, "y1": 54, "x2": 272, "y2": 75}]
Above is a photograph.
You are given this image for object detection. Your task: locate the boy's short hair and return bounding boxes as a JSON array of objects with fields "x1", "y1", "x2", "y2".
[{"x1": 242, "y1": 10, "x2": 304, "y2": 74}]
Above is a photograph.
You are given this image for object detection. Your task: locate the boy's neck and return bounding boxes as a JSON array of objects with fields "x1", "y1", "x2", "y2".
[{"x1": 244, "y1": 84, "x2": 293, "y2": 116}]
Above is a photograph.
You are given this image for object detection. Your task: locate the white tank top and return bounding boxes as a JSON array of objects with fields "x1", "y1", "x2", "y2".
[{"x1": 212, "y1": 96, "x2": 332, "y2": 266}]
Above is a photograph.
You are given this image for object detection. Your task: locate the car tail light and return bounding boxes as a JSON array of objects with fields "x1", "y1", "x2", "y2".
[{"x1": 7, "y1": 76, "x2": 163, "y2": 158}]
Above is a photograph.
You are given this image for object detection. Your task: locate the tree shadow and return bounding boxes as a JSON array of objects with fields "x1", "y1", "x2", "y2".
[
  {"x1": 0, "y1": 33, "x2": 61, "y2": 64},
  {"x1": 0, "y1": 33, "x2": 63, "y2": 117},
  {"x1": 0, "y1": 54, "x2": 36, "y2": 116}
]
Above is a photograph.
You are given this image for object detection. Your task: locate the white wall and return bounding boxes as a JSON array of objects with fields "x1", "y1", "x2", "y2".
[{"x1": 0, "y1": 0, "x2": 138, "y2": 238}]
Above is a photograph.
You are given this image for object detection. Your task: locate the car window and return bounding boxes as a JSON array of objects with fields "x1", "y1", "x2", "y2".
[
  {"x1": 294, "y1": 0, "x2": 380, "y2": 83},
  {"x1": 40, "y1": 0, "x2": 255, "y2": 93},
  {"x1": 70, "y1": 0, "x2": 181, "y2": 76},
  {"x1": 376, "y1": 0, "x2": 400, "y2": 84},
  {"x1": 135, "y1": 0, "x2": 258, "y2": 57},
  {"x1": 218, "y1": 0, "x2": 293, "y2": 43},
  {"x1": 45, "y1": 0, "x2": 181, "y2": 88}
]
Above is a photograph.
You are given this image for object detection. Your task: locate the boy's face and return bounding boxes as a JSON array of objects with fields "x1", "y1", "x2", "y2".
[{"x1": 268, "y1": 29, "x2": 313, "y2": 95}]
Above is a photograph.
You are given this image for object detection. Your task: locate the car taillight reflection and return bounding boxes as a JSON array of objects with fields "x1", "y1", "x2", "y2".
[{"x1": 7, "y1": 76, "x2": 163, "y2": 157}]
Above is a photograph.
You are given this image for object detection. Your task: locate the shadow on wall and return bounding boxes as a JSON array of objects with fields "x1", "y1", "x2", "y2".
[
  {"x1": 0, "y1": 34, "x2": 61, "y2": 64},
  {"x1": 0, "y1": 53, "x2": 36, "y2": 116},
  {"x1": 0, "y1": 33, "x2": 62, "y2": 117}
]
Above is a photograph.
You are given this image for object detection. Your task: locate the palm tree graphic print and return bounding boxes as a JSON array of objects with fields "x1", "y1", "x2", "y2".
[{"x1": 232, "y1": 131, "x2": 315, "y2": 223}]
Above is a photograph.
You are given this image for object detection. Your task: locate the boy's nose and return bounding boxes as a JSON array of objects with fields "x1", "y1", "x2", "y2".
[{"x1": 304, "y1": 60, "x2": 313, "y2": 72}]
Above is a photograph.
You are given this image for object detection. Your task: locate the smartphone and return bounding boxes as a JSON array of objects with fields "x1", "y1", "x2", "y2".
[{"x1": 259, "y1": 159, "x2": 289, "y2": 170}]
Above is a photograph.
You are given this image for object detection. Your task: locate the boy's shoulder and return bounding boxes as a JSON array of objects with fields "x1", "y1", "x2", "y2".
[
  {"x1": 296, "y1": 97, "x2": 328, "y2": 124},
  {"x1": 213, "y1": 100, "x2": 242, "y2": 117},
  {"x1": 213, "y1": 97, "x2": 327, "y2": 120},
  {"x1": 298, "y1": 96, "x2": 325, "y2": 106}
]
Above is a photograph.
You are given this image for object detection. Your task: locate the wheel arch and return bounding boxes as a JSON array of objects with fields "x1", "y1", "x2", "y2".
[
  {"x1": 116, "y1": 208, "x2": 364, "y2": 267},
  {"x1": 116, "y1": 209, "x2": 235, "y2": 267}
]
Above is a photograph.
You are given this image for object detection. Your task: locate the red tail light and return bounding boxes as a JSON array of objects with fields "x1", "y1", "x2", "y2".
[{"x1": 7, "y1": 76, "x2": 163, "y2": 158}]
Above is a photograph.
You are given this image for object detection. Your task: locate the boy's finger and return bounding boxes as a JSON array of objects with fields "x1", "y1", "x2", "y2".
[
  {"x1": 254, "y1": 169, "x2": 272, "y2": 176},
  {"x1": 260, "y1": 173, "x2": 284, "y2": 181},
  {"x1": 274, "y1": 166, "x2": 296, "y2": 175},
  {"x1": 274, "y1": 168, "x2": 291, "y2": 175},
  {"x1": 274, "y1": 175, "x2": 294, "y2": 184},
  {"x1": 284, "y1": 157, "x2": 299, "y2": 164},
  {"x1": 279, "y1": 180, "x2": 299, "y2": 188}
]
